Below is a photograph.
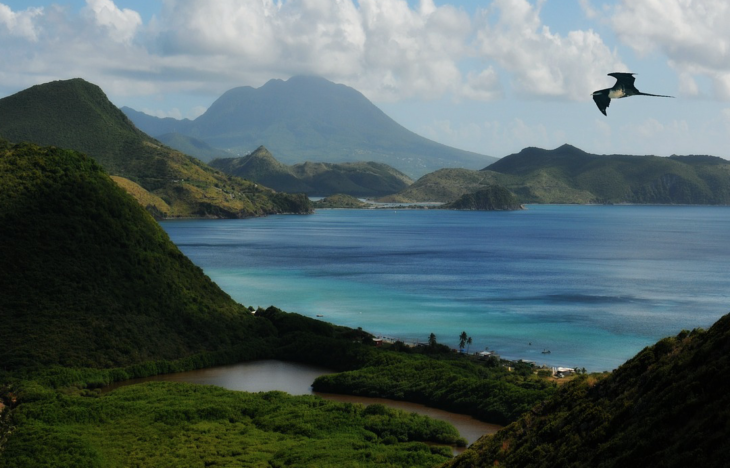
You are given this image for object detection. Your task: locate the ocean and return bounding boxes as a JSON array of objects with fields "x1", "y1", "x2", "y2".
[{"x1": 161, "y1": 205, "x2": 730, "y2": 371}]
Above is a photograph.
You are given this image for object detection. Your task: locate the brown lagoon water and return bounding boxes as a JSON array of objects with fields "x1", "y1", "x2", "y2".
[{"x1": 104, "y1": 360, "x2": 501, "y2": 445}]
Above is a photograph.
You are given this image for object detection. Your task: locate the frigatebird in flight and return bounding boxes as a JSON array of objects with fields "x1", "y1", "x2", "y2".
[{"x1": 592, "y1": 73, "x2": 673, "y2": 116}]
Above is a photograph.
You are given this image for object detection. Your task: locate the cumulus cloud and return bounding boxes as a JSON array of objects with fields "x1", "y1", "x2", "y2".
[
  {"x1": 0, "y1": 3, "x2": 43, "y2": 41},
  {"x1": 153, "y1": 0, "x2": 472, "y2": 101},
  {"x1": 611, "y1": 0, "x2": 730, "y2": 99},
  {"x1": 0, "y1": 0, "x2": 625, "y2": 105},
  {"x1": 473, "y1": 0, "x2": 625, "y2": 101},
  {"x1": 83, "y1": 0, "x2": 142, "y2": 43}
]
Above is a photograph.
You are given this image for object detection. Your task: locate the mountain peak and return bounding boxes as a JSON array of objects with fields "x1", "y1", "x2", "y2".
[{"x1": 124, "y1": 75, "x2": 496, "y2": 177}]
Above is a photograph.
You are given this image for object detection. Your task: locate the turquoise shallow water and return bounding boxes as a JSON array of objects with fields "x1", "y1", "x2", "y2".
[{"x1": 161, "y1": 205, "x2": 730, "y2": 371}]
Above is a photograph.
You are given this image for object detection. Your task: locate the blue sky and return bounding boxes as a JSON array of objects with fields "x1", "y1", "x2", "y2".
[{"x1": 1, "y1": 0, "x2": 729, "y2": 162}]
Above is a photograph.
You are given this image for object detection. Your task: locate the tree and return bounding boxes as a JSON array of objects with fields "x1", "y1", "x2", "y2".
[
  {"x1": 428, "y1": 333, "x2": 437, "y2": 347},
  {"x1": 466, "y1": 336, "x2": 473, "y2": 354},
  {"x1": 459, "y1": 331, "x2": 468, "y2": 351}
]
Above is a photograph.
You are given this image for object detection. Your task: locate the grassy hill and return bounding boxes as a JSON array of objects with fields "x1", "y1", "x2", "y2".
[
  {"x1": 0, "y1": 79, "x2": 311, "y2": 218},
  {"x1": 487, "y1": 144, "x2": 730, "y2": 204},
  {"x1": 124, "y1": 75, "x2": 496, "y2": 178},
  {"x1": 383, "y1": 144, "x2": 730, "y2": 204},
  {"x1": 0, "y1": 140, "x2": 277, "y2": 371},
  {"x1": 211, "y1": 145, "x2": 413, "y2": 197},
  {"x1": 446, "y1": 312, "x2": 730, "y2": 468}
]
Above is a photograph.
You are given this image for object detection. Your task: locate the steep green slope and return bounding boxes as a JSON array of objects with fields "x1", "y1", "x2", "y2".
[
  {"x1": 211, "y1": 146, "x2": 413, "y2": 196},
  {"x1": 0, "y1": 79, "x2": 311, "y2": 218},
  {"x1": 445, "y1": 313, "x2": 730, "y2": 468},
  {"x1": 210, "y1": 146, "x2": 312, "y2": 193},
  {"x1": 124, "y1": 76, "x2": 496, "y2": 178},
  {"x1": 0, "y1": 140, "x2": 276, "y2": 371}
]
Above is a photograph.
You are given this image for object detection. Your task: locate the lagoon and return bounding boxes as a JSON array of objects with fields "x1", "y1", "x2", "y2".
[
  {"x1": 161, "y1": 205, "x2": 730, "y2": 371},
  {"x1": 104, "y1": 360, "x2": 501, "y2": 446}
]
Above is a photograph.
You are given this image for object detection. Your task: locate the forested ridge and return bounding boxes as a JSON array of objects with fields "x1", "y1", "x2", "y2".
[{"x1": 0, "y1": 79, "x2": 311, "y2": 218}]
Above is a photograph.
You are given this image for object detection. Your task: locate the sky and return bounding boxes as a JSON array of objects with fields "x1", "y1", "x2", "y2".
[{"x1": 1, "y1": 0, "x2": 729, "y2": 161}]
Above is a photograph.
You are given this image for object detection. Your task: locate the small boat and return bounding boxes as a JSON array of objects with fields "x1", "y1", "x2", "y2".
[
  {"x1": 542, "y1": 349, "x2": 551, "y2": 354},
  {"x1": 316, "y1": 314, "x2": 324, "y2": 317}
]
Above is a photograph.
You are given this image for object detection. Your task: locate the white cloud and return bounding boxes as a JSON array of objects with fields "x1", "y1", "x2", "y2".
[
  {"x1": 611, "y1": 0, "x2": 730, "y2": 99},
  {"x1": 473, "y1": 0, "x2": 625, "y2": 101},
  {"x1": 462, "y1": 68, "x2": 503, "y2": 100},
  {"x1": 83, "y1": 0, "x2": 142, "y2": 43},
  {"x1": 0, "y1": 0, "x2": 626, "y2": 106},
  {"x1": 0, "y1": 3, "x2": 43, "y2": 41},
  {"x1": 578, "y1": 0, "x2": 598, "y2": 19}
]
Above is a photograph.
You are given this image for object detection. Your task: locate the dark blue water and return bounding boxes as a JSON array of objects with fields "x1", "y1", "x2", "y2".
[{"x1": 161, "y1": 205, "x2": 730, "y2": 371}]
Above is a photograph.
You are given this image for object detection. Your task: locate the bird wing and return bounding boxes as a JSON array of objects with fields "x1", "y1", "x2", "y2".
[
  {"x1": 608, "y1": 72, "x2": 636, "y2": 87},
  {"x1": 593, "y1": 93, "x2": 610, "y2": 116}
]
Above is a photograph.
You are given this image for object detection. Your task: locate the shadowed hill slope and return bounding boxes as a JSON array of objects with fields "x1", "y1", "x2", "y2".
[
  {"x1": 0, "y1": 140, "x2": 277, "y2": 371},
  {"x1": 445, "y1": 311, "x2": 730, "y2": 468},
  {"x1": 0, "y1": 79, "x2": 311, "y2": 218}
]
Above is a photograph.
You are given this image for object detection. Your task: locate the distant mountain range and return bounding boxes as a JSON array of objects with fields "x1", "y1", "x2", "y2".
[
  {"x1": 209, "y1": 146, "x2": 413, "y2": 197},
  {"x1": 122, "y1": 75, "x2": 496, "y2": 178},
  {"x1": 382, "y1": 144, "x2": 730, "y2": 205},
  {"x1": 0, "y1": 78, "x2": 311, "y2": 218}
]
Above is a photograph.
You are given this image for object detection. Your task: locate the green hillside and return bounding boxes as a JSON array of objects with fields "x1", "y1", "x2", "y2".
[
  {"x1": 313, "y1": 194, "x2": 370, "y2": 208},
  {"x1": 384, "y1": 144, "x2": 730, "y2": 204},
  {"x1": 124, "y1": 76, "x2": 496, "y2": 178},
  {"x1": 210, "y1": 146, "x2": 312, "y2": 193},
  {"x1": 156, "y1": 132, "x2": 234, "y2": 163},
  {"x1": 487, "y1": 144, "x2": 730, "y2": 204},
  {"x1": 0, "y1": 140, "x2": 277, "y2": 371},
  {"x1": 377, "y1": 168, "x2": 508, "y2": 203},
  {"x1": 0, "y1": 79, "x2": 311, "y2": 218},
  {"x1": 211, "y1": 145, "x2": 413, "y2": 197},
  {"x1": 446, "y1": 312, "x2": 730, "y2": 468},
  {"x1": 444, "y1": 186, "x2": 523, "y2": 211}
]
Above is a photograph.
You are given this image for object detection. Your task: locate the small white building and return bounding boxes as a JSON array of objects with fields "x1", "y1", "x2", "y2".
[{"x1": 552, "y1": 366, "x2": 575, "y2": 377}]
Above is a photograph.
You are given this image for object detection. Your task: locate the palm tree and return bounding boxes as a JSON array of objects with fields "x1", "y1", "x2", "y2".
[
  {"x1": 459, "y1": 331, "x2": 468, "y2": 351},
  {"x1": 466, "y1": 336, "x2": 473, "y2": 354},
  {"x1": 428, "y1": 333, "x2": 437, "y2": 347}
]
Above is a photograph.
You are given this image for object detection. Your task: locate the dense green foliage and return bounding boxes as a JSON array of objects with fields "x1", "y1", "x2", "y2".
[
  {"x1": 1, "y1": 382, "x2": 457, "y2": 467},
  {"x1": 0, "y1": 140, "x2": 276, "y2": 371},
  {"x1": 384, "y1": 144, "x2": 730, "y2": 204},
  {"x1": 445, "y1": 313, "x2": 730, "y2": 468},
  {"x1": 124, "y1": 75, "x2": 496, "y2": 178},
  {"x1": 211, "y1": 146, "x2": 413, "y2": 197},
  {"x1": 313, "y1": 349, "x2": 555, "y2": 426},
  {"x1": 0, "y1": 79, "x2": 311, "y2": 218},
  {"x1": 444, "y1": 186, "x2": 523, "y2": 211},
  {"x1": 313, "y1": 194, "x2": 370, "y2": 208}
]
